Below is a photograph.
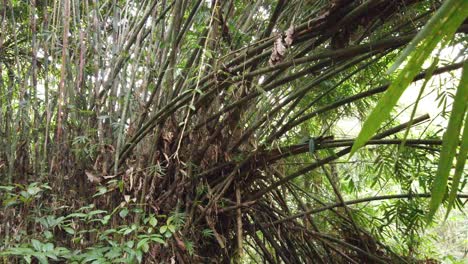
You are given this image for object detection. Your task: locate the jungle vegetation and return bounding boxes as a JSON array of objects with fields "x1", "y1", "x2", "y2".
[{"x1": 0, "y1": 0, "x2": 467, "y2": 263}]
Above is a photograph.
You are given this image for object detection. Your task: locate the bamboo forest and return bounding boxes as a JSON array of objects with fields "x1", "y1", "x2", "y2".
[{"x1": 0, "y1": 0, "x2": 467, "y2": 263}]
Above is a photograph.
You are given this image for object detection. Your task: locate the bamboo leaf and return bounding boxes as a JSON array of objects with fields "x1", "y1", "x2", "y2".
[
  {"x1": 395, "y1": 58, "x2": 438, "y2": 163},
  {"x1": 427, "y1": 62, "x2": 468, "y2": 221},
  {"x1": 350, "y1": 1, "x2": 468, "y2": 157},
  {"x1": 445, "y1": 111, "x2": 468, "y2": 219},
  {"x1": 388, "y1": 0, "x2": 467, "y2": 73}
]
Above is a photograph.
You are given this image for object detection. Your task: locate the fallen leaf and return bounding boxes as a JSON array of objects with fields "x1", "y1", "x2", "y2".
[
  {"x1": 85, "y1": 170, "x2": 102, "y2": 183},
  {"x1": 175, "y1": 237, "x2": 186, "y2": 251},
  {"x1": 102, "y1": 174, "x2": 118, "y2": 179}
]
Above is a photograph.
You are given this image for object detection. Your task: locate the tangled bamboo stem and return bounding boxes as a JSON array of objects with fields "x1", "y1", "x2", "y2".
[
  {"x1": 119, "y1": 6, "x2": 439, "y2": 162},
  {"x1": 267, "y1": 139, "x2": 442, "y2": 162},
  {"x1": 268, "y1": 61, "x2": 465, "y2": 141},
  {"x1": 268, "y1": 193, "x2": 468, "y2": 226},
  {"x1": 250, "y1": 114, "x2": 430, "y2": 200},
  {"x1": 3, "y1": 0, "x2": 465, "y2": 262}
]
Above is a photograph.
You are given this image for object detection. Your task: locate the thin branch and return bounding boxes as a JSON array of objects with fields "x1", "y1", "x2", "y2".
[{"x1": 268, "y1": 193, "x2": 468, "y2": 226}]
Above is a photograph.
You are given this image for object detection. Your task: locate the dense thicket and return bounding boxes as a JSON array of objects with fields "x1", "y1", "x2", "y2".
[{"x1": 0, "y1": 0, "x2": 467, "y2": 263}]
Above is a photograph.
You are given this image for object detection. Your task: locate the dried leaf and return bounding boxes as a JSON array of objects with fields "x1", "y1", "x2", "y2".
[
  {"x1": 162, "y1": 131, "x2": 174, "y2": 142},
  {"x1": 175, "y1": 237, "x2": 186, "y2": 251},
  {"x1": 85, "y1": 170, "x2": 102, "y2": 183},
  {"x1": 269, "y1": 25, "x2": 296, "y2": 66},
  {"x1": 126, "y1": 167, "x2": 134, "y2": 190},
  {"x1": 285, "y1": 26, "x2": 295, "y2": 46},
  {"x1": 275, "y1": 38, "x2": 286, "y2": 56},
  {"x1": 102, "y1": 174, "x2": 118, "y2": 179},
  {"x1": 269, "y1": 37, "x2": 286, "y2": 66}
]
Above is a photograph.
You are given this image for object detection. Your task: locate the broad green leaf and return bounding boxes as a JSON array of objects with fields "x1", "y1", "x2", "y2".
[
  {"x1": 150, "y1": 236, "x2": 166, "y2": 244},
  {"x1": 126, "y1": 240, "x2": 135, "y2": 249},
  {"x1": 63, "y1": 227, "x2": 75, "y2": 235},
  {"x1": 149, "y1": 216, "x2": 157, "y2": 227},
  {"x1": 136, "y1": 250, "x2": 143, "y2": 263},
  {"x1": 44, "y1": 252, "x2": 58, "y2": 260},
  {"x1": 42, "y1": 243, "x2": 54, "y2": 252},
  {"x1": 445, "y1": 111, "x2": 468, "y2": 219},
  {"x1": 26, "y1": 186, "x2": 41, "y2": 195},
  {"x1": 104, "y1": 248, "x2": 122, "y2": 259},
  {"x1": 137, "y1": 238, "x2": 150, "y2": 253},
  {"x1": 427, "y1": 62, "x2": 468, "y2": 221},
  {"x1": 34, "y1": 253, "x2": 49, "y2": 264},
  {"x1": 141, "y1": 242, "x2": 149, "y2": 253},
  {"x1": 100, "y1": 215, "x2": 111, "y2": 225},
  {"x1": 350, "y1": 1, "x2": 468, "y2": 157},
  {"x1": 31, "y1": 239, "x2": 42, "y2": 251},
  {"x1": 119, "y1": 208, "x2": 129, "y2": 219},
  {"x1": 167, "y1": 225, "x2": 176, "y2": 233},
  {"x1": 43, "y1": 231, "x2": 53, "y2": 239},
  {"x1": 93, "y1": 187, "x2": 108, "y2": 197},
  {"x1": 123, "y1": 228, "x2": 134, "y2": 236}
]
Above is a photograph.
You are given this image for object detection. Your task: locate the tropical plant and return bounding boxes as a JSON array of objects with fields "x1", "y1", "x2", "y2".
[{"x1": 1, "y1": 0, "x2": 467, "y2": 263}]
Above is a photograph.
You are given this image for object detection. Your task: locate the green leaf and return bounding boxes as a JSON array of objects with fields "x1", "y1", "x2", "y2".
[
  {"x1": 445, "y1": 110, "x2": 468, "y2": 219},
  {"x1": 141, "y1": 242, "x2": 149, "y2": 253},
  {"x1": 388, "y1": 0, "x2": 467, "y2": 73},
  {"x1": 135, "y1": 250, "x2": 143, "y2": 263},
  {"x1": 119, "y1": 208, "x2": 129, "y2": 219},
  {"x1": 42, "y1": 243, "x2": 54, "y2": 252},
  {"x1": 93, "y1": 187, "x2": 108, "y2": 197},
  {"x1": 150, "y1": 236, "x2": 165, "y2": 244},
  {"x1": 31, "y1": 239, "x2": 42, "y2": 251},
  {"x1": 0, "y1": 186, "x2": 15, "y2": 191},
  {"x1": 397, "y1": 58, "x2": 438, "y2": 154},
  {"x1": 123, "y1": 228, "x2": 133, "y2": 236},
  {"x1": 149, "y1": 216, "x2": 157, "y2": 227},
  {"x1": 34, "y1": 254, "x2": 49, "y2": 264},
  {"x1": 137, "y1": 239, "x2": 150, "y2": 253},
  {"x1": 100, "y1": 215, "x2": 111, "y2": 225},
  {"x1": 63, "y1": 227, "x2": 75, "y2": 235},
  {"x1": 104, "y1": 248, "x2": 122, "y2": 259},
  {"x1": 87, "y1": 210, "x2": 107, "y2": 217},
  {"x1": 20, "y1": 191, "x2": 30, "y2": 199},
  {"x1": 126, "y1": 240, "x2": 135, "y2": 249},
  {"x1": 44, "y1": 252, "x2": 58, "y2": 260},
  {"x1": 350, "y1": 0, "x2": 468, "y2": 157},
  {"x1": 427, "y1": 62, "x2": 468, "y2": 221},
  {"x1": 27, "y1": 186, "x2": 41, "y2": 196},
  {"x1": 65, "y1": 212, "x2": 87, "y2": 219},
  {"x1": 167, "y1": 225, "x2": 176, "y2": 233},
  {"x1": 43, "y1": 231, "x2": 53, "y2": 239}
]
